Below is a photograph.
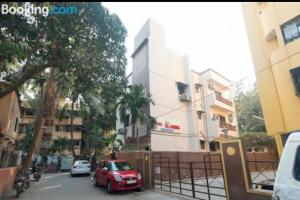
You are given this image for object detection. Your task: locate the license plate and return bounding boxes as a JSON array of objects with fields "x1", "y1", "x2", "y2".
[{"x1": 127, "y1": 180, "x2": 136, "y2": 184}]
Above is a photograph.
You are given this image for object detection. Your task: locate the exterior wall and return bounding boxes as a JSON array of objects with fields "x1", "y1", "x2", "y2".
[
  {"x1": 242, "y1": 2, "x2": 300, "y2": 155},
  {"x1": 116, "y1": 19, "x2": 239, "y2": 152},
  {"x1": 18, "y1": 107, "x2": 83, "y2": 156},
  {"x1": 0, "y1": 167, "x2": 18, "y2": 198},
  {"x1": 0, "y1": 92, "x2": 20, "y2": 166},
  {"x1": 198, "y1": 69, "x2": 238, "y2": 141}
]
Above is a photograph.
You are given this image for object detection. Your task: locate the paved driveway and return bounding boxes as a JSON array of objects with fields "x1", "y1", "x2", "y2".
[{"x1": 3, "y1": 172, "x2": 191, "y2": 200}]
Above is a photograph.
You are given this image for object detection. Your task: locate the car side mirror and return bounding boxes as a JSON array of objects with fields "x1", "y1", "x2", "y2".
[{"x1": 103, "y1": 167, "x2": 108, "y2": 171}]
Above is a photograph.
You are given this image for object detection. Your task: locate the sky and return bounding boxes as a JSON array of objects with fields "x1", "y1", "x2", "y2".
[{"x1": 102, "y1": 2, "x2": 256, "y2": 87}]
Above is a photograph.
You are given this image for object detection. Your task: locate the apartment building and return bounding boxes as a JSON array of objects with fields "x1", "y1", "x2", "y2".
[
  {"x1": 0, "y1": 86, "x2": 21, "y2": 167},
  {"x1": 18, "y1": 103, "x2": 83, "y2": 156},
  {"x1": 116, "y1": 19, "x2": 238, "y2": 152},
  {"x1": 242, "y1": 3, "x2": 300, "y2": 155}
]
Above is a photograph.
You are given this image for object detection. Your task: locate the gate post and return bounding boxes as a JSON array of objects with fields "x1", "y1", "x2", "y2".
[{"x1": 220, "y1": 140, "x2": 272, "y2": 200}]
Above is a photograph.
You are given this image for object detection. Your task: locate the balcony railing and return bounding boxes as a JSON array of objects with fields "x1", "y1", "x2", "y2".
[
  {"x1": 219, "y1": 121, "x2": 236, "y2": 131},
  {"x1": 215, "y1": 94, "x2": 233, "y2": 107}
]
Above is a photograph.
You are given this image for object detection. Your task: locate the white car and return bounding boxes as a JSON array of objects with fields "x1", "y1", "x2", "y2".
[
  {"x1": 71, "y1": 160, "x2": 90, "y2": 177},
  {"x1": 272, "y1": 132, "x2": 300, "y2": 200}
]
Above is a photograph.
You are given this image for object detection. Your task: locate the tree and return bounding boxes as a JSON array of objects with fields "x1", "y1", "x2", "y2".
[
  {"x1": 118, "y1": 84, "x2": 156, "y2": 150},
  {"x1": 0, "y1": 2, "x2": 127, "y2": 99},
  {"x1": 10, "y1": 2, "x2": 128, "y2": 171},
  {"x1": 234, "y1": 83, "x2": 266, "y2": 133},
  {"x1": 49, "y1": 136, "x2": 72, "y2": 155},
  {"x1": 240, "y1": 132, "x2": 276, "y2": 151}
]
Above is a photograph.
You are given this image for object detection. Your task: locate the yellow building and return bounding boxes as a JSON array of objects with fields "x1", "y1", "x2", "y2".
[{"x1": 242, "y1": 2, "x2": 300, "y2": 155}]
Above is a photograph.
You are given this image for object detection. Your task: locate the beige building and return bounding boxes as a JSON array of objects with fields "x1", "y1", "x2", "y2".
[
  {"x1": 116, "y1": 19, "x2": 238, "y2": 152},
  {"x1": 0, "y1": 87, "x2": 21, "y2": 167},
  {"x1": 242, "y1": 3, "x2": 300, "y2": 155},
  {"x1": 18, "y1": 104, "x2": 82, "y2": 156}
]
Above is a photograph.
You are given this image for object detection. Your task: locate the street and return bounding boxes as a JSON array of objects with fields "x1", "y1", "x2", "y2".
[{"x1": 2, "y1": 173, "x2": 190, "y2": 200}]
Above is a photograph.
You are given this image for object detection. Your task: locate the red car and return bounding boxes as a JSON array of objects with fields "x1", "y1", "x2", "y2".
[{"x1": 94, "y1": 160, "x2": 143, "y2": 193}]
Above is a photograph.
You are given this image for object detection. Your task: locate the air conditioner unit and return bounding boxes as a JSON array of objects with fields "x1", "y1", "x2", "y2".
[
  {"x1": 179, "y1": 94, "x2": 191, "y2": 102},
  {"x1": 208, "y1": 81, "x2": 215, "y2": 90}
]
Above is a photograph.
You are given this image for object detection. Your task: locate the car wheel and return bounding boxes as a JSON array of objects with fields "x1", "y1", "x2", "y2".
[
  {"x1": 106, "y1": 181, "x2": 113, "y2": 193},
  {"x1": 94, "y1": 176, "x2": 98, "y2": 187},
  {"x1": 135, "y1": 188, "x2": 142, "y2": 192},
  {"x1": 71, "y1": 173, "x2": 74, "y2": 177}
]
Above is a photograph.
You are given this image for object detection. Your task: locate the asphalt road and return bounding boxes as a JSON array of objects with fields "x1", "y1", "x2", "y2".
[{"x1": 3, "y1": 172, "x2": 190, "y2": 200}]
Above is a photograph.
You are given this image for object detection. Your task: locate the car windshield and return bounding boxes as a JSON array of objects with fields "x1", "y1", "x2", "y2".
[{"x1": 108, "y1": 162, "x2": 133, "y2": 171}]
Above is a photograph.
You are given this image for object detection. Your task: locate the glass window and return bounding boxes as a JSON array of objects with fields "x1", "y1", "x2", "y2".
[
  {"x1": 293, "y1": 146, "x2": 300, "y2": 181},
  {"x1": 14, "y1": 118, "x2": 19, "y2": 132},
  {"x1": 281, "y1": 16, "x2": 300, "y2": 44},
  {"x1": 107, "y1": 162, "x2": 133, "y2": 171},
  {"x1": 290, "y1": 67, "x2": 300, "y2": 96},
  {"x1": 200, "y1": 140, "x2": 205, "y2": 150}
]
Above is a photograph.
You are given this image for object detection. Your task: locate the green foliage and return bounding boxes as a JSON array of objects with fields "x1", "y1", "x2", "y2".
[
  {"x1": 49, "y1": 136, "x2": 72, "y2": 155},
  {"x1": 19, "y1": 123, "x2": 34, "y2": 152},
  {"x1": 234, "y1": 83, "x2": 266, "y2": 133},
  {"x1": 118, "y1": 84, "x2": 156, "y2": 149},
  {"x1": 240, "y1": 132, "x2": 276, "y2": 150},
  {"x1": 0, "y1": 2, "x2": 127, "y2": 99}
]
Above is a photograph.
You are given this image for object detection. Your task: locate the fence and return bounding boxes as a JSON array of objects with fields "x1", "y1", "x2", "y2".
[
  {"x1": 152, "y1": 152, "x2": 227, "y2": 200},
  {"x1": 246, "y1": 152, "x2": 279, "y2": 191},
  {"x1": 0, "y1": 150, "x2": 22, "y2": 169}
]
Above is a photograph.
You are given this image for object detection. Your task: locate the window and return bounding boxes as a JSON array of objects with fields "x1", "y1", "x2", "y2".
[
  {"x1": 281, "y1": 15, "x2": 300, "y2": 44},
  {"x1": 293, "y1": 146, "x2": 300, "y2": 181},
  {"x1": 73, "y1": 140, "x2": 80, "y2": 146},
  {"x1": 215, "y1": 91, "x2": 222, "y2": 97},
  {"x1": 14, "y1": 117, "x2": 19, "y2": 132},
  {"x1": 219, "y1": 115, "x2": 226, "y2": 123},
  {"x1": 290, "y1": 67, "x2": 300, "y2": 96},
  {"x1": 228, "y1": 114, "x2": 233, "y2": 124},
  {"x1": 176, "y1": 82, "x2": 188, "y2": 95},
  {"x1": 200, "y1": 140, "x2": 206, "y2": 150},
  {"x1": 197, "y1": 111, "x2": 203, "y2": 119}
]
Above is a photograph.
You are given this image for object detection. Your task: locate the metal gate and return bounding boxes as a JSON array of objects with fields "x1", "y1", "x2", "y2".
[{"x1": 152, "y1": 153, "x2": 227, "y2": 200}]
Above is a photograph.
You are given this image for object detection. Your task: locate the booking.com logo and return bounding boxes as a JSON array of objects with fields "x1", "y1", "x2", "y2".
[{"x1": 1, "y1": 3, "x2": 78, "y2": 17}]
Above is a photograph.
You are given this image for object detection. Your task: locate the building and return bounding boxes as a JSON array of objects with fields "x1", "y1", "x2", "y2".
[
  {"x1": 18, "y1": 102, "x2": 83, "y2": 156},
  {"x1": 116, "y1": 19, "x2": 238, "y2": 152},
  {"x1": 242, "y1": 2, "x2": 300, "y2": 155},
  {"x1": 0, "y1": 86, "x2": 21, "y2": 168}
]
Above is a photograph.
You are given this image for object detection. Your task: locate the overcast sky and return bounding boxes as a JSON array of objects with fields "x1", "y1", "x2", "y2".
[{"x1": 103, "y1": 2, "x2": 256, "y2": 86}]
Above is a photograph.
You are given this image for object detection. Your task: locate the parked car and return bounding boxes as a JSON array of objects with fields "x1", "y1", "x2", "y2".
[
  {"x1": 71, "y1": 160, "x2": 90, "y2": 177},
  {"x1": 60, "y1": 156, "x2": 74, "y2": 172},
  {"x1": 94, "y1": 160, "x2": 143, "y2": 193},
  {"x1": 272, "y1": 132, "x2": 300, "y2": 200}
]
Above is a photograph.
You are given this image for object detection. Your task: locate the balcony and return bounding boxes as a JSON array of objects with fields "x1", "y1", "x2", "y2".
[
  {"x1": 219, "y1": 121, "x2": 236, "y2": 131},
  {"x1": 215, "y1": 94, "x2": 233, "y2": 107}
]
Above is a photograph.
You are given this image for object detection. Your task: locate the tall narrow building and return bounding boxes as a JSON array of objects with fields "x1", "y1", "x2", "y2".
[
  {"x1": 242, "y1": 3, "x2": 300, "y2": 155},
  {"x1": 116, "y1": 19, "x2": 238, "y2": 152}
]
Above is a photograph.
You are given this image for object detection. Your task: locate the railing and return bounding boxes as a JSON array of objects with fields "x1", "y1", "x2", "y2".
[
  {"x1": 219, "y1": 121, "x2": 236, "y2": 131},
  {"x1": 153, "y1": 153, "x2": 227, "y2": 200},
  {"x1": 0, "y1": 151, "x2": 22, "y2": 169},
  {"x1": 215, "y1": 94, "x2": 233, "y2": 107},
  {"x1": 246, "y1": 159, "x2": 279, "y2": 191}
]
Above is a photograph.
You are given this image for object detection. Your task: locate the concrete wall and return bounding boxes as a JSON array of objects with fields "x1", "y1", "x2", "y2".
[
  {"x1": 242, "y1": 2, "x2": 300, "y2": 155},
  {"x1": 0, "y1": 167, "x2": 18, "y2": 198}
]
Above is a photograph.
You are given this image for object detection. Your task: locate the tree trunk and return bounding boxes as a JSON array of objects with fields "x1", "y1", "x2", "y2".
[
  {"x1": 136, "y1": 126, "x2": 139, "y2": 151},
  {"x1": 22, "y1": 69, "x2": 59, "y2": 171},
  {"x1": 132, "y1": 123, "x2": 135, "y2": 151},
  {"x1": 22, "y1": 108, "x2": 45, "y2": 171},
  {"x1": 123, "y1": 125, "x2": 127, "y2": 151},
  {"x1": 70, "y1": 98, "x2": 76, "y2": 158}
]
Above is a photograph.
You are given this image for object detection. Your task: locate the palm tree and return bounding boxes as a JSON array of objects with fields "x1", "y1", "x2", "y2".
[{"x1": 118, "y1": 84, "x2": 156, "y2": 151}]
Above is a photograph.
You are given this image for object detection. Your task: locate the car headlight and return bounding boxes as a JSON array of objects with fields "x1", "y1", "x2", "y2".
[
  {"x1": 272, "y1": 195, "x2": 279, "y2": 200},
  {"x1": 138, "y1": 173, "x2": 142, "y2": 180},
  {"x1": 113, "y1": 174, "x2": 123, "y2": 182}
]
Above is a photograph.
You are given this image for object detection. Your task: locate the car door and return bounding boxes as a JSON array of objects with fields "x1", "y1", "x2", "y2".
[
  {"x1": 96, "y1": 161, "x2": 104, "y2": 185},
  {"x1": 101, "y1": 162, "x2": 110, "y2": 185}
]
